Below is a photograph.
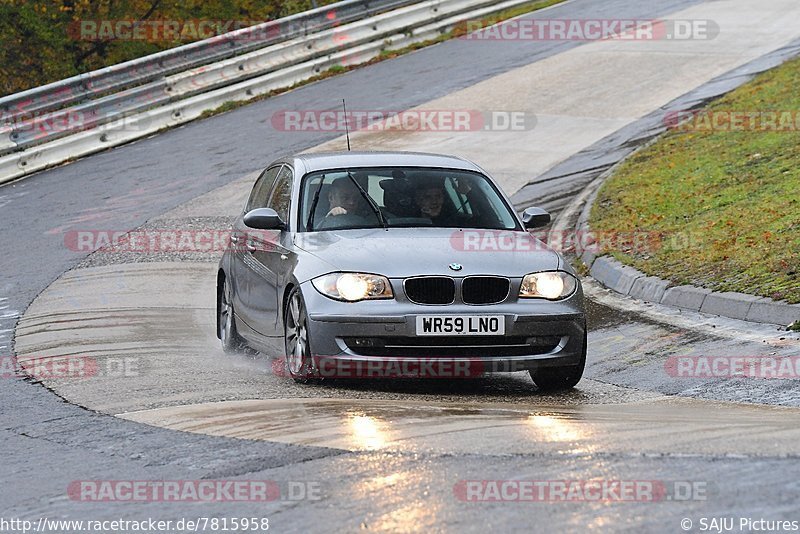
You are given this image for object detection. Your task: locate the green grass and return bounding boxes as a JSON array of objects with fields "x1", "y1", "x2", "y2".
[{"x1": 590, "y1": 56, "x2": 800, "y2": 303}]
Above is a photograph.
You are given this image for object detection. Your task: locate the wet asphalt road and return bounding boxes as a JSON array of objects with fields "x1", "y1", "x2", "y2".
[
  {"x1": 0, "y1": 0, "x2": 702, "y2": 354},
  {"x1": 3, "y1": 0, "x2": 800, "y2": 531}
]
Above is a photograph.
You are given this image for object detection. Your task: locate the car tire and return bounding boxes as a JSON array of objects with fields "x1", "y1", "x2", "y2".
[
  {"x1": 284, "y1": 287, "x2": 315, "y2": 383},
  {"x1": 530, "y1": 328, "x2": 587, "y2": 391},
  {"x1": 218, "y1": 276, "x2": 247, "y2": 354}
]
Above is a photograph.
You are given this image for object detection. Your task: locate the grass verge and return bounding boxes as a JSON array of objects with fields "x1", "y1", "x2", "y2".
[{"x1": 590, "y1": 56, "x2": 800, "y2": 303}]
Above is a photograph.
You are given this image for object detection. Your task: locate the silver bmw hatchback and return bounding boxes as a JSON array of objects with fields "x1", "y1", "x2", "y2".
[{"x1": 216, "y1": 151, "x2": 586, "y2": 390}]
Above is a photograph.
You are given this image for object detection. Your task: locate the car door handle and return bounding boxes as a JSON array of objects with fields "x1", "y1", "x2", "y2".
[
  {"x1": 246, "y1": 242, "x2": 257, "y2": 252},
  {"x1": 230, "y1": 234, "x2": 240, "y2": 243},
  {"x1": 280, "y1": 254, "x2": 288, "y2": 260}
]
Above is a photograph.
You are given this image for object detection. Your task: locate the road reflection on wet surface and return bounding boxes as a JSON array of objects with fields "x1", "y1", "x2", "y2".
[
  {"x1": 123, "y1": 396, "x2": 800, "y2": 456},
  {"x1": 14, "y1": 261, "x2": 800, "y2": 417},
  {"x1": 5, "y1": 0, "x2": 800, "y2": 527},
  {"x1": 13, "y1": 227, "x2": 800, "y2": 529}
]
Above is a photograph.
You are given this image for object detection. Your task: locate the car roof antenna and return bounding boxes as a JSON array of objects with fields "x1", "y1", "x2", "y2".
[{"x1": 342, "y1": 98, "x2": 351, "y2": 151}]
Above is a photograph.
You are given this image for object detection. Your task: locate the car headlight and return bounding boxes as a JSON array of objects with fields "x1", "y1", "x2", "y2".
[
  {"x1": 312, "y1": 272, "x2": 393, "y2": 302},
  {"x1": 519, "y1": 271, "x2": 577, "y2": 300}
]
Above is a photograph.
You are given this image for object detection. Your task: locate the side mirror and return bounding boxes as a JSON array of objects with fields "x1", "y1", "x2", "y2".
[
  {"x1": 521, "y1": 207, "x2": 551, "y2": 229},
  {"x1": 243, "y1": 208, "x2": 286, "y2": 230}
]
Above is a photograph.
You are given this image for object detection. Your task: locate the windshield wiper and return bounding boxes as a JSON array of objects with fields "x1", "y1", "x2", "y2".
[
  {"x1": 306, "y1": 175, "x2": 326, "y2": 231},
  {"x1": 346, "y1": 170, "x2": 388, "y2": 230}
]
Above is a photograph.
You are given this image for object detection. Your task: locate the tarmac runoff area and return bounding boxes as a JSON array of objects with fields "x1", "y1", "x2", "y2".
[{"x1": 12, "y1": 0, "x2": 800, "y2": 472}]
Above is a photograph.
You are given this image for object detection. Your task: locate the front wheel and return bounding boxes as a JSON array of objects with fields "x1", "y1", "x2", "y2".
[
  {"x1": 284, "y1": 287, "x2": 315, "y2": 382},
  {"x1": 530, "y1": 329, "x2": 586, "y2": 391}
]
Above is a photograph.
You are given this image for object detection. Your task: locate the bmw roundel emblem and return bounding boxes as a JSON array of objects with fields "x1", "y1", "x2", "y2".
[{"x1": 449, "y1": 263, "x2": 463, "y2": 271}]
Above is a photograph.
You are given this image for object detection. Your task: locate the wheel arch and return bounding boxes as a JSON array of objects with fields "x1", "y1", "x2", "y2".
[{"x1": 281, "y1": 281, "x2": 297, "y2": 326}]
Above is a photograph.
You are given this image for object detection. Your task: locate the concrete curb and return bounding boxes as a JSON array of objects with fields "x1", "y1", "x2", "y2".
[
  {"x1": 544, "y1": 43, "x2": 800, "y2": 329},
  {"x1": 584, "y1": 253, "x2": 800, "y2": 327},
  {"x1": 573, "y1": 145, "x2": 800, "y2": 329}
]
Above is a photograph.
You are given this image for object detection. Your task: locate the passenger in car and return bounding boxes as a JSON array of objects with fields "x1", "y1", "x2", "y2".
[
  {"x1": 414, "y1": 178, "x2": 472, "y2": 227},
  {"x1": 415, "y1": 184, "x2": 445, "y2": 220}
]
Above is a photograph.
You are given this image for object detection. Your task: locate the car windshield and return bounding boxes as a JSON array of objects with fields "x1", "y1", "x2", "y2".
[{"x1": 299, "y1": 167, "x2": 519, "y2": 232}]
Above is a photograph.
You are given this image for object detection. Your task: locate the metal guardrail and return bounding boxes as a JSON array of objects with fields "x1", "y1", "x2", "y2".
[
  {"x1": 0, "y1": 0, "x2": 545, "y2": 184},
  {"x1": 0, "y1": 0, "x2": 418, "y2": 124},
  {"x1": 3, "y1": 0, "x2": 505, "y2": 154}
]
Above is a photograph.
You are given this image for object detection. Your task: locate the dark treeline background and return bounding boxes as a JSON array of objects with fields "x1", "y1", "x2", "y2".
[{"x1": 1, "y1": 0, "x2": 336, "y2": 97}]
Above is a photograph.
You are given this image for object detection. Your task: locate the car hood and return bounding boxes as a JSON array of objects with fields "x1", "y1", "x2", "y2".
[{"x1": 293, "y1": 228, "x2": 561, "y2": 278}]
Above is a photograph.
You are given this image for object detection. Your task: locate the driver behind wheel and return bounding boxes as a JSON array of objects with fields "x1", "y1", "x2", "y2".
[{"x1": 325, "y1": 177, "x2": 367, "y2": 218}]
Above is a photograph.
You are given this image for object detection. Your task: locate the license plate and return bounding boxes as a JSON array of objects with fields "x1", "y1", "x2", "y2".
[{"x1": 415, "y1": 315, "x2": 505, "y2": 336}]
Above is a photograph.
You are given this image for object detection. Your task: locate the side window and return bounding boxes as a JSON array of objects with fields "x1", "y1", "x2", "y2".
[
  {"x1": 245, "y1": 166, "x2": 281, "y2": 212},
  {"x1": 267, "y1": 166, "x2": 293, "y2": 225}
]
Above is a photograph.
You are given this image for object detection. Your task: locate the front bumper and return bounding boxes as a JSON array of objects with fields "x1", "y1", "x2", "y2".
[{"x1": 299, "y1": 280, "x2": 586, "y2": 374}]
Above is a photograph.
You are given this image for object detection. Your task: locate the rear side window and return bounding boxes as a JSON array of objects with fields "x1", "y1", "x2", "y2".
[
  {"x1": 245, "y1": 166, "x2": 281, "y2": 212},
  {"x1": 267, "y1": 166, "x2": 293, "y2": 224}
]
